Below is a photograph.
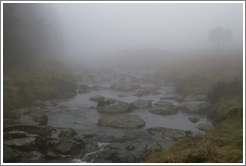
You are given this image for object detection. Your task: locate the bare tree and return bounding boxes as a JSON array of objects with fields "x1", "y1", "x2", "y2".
[{"x1": 208, "y1": 26, "x2": 232, "y2": 49}]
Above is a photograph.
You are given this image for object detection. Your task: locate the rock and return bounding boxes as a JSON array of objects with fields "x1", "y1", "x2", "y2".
[
  {"x1": 47, "y1": 140, "x2": 80, "y2": 155},
  {"x1": 6, "y1": 131, "x2": 36, "y2": 140},
  {"x1": 142, "y1": 142, "x2": 163, "y2": 159},
  {"x1": 141, "y1": 89, "x2": 151, "y2": 95},
  {"x1": 160, "y1": 95, "x2": 181, "y2": 100},
  {"x1": 196, "y1": 123, "x2": 212, "y2": 132},
  {"x1": 19, "y1": 112, "x2": 48, "y2": 126},
  {"x1": 154, "y1": 101, "x2": 174, "y2": 107},
  {"x1": 110, "y1": 82, "x2": 141, "y2": 92},
  {"x1": 188, "y1": 116, "x2": 200, "y2": 123},
  {"x1": 96, "y1": 98, "x2": 132, "y2": 114},
  {"x1": 131, "y1": 99, "x2": 152, "y2": 109},
  {"x1": 3, "y1": 145, "x2": 18, "y2": 162},
  {"x1": 91, "y1": 85, "x2": 107, "y2": 91},
  {"x1": 101, "y1": 75, "x2": 112, "y2": 82},
  {"x1": 132, "y1": 93, "x2": 143, "y2": 97},
  {"x1": 89, "y1": 95, "x2": 105, "y2": 102},
  {"x1": 3, "y1": 124, "x2": 55, "y2": 138},
  {"x1": 125, "y1": 145, "x2": 135, "y2": 151},
  {"x1": 3, "y1": 135, "x2": 45, "y2": 151},
  {"x1": 58, "y1": 128, "x2": 77, "y2": 139},
  {"x1": 78, "y1": 84, "x2": 91, "y2": 94},
  {"x1": 148, "y1": 106, "x2": 177, "y2": 115},
  {"x1": 98, "y1": 114, "x2": 146, "y2": 129},
  {"x1": 178, "y1": 101, "x2": 212, "y2": 114},
  {"x1": 148, "y1": 127, "x2": 190, "y2": 140}
]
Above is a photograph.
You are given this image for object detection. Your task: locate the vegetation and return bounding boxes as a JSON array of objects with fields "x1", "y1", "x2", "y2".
[
  {"x1": 3, "y1": 61, "x2": 77, "y2": 112},
  {"x1": 148, "y1": 49, "x2": 243, "y2": 163}
]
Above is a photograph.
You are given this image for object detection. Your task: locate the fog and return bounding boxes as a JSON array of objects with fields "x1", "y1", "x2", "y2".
[{"x1": 48, "y1": 2, "x2": 243, "y2": 66}]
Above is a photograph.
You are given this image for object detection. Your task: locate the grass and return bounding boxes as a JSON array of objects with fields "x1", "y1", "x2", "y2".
[
  {"x1": 147, "y1": 49, "x2": 243, "y2": 163},
  {"x1": 3, "y1": 60, "x2": 77, "y2": 112}
]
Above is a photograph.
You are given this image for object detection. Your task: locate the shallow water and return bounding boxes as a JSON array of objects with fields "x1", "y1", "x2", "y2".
[{"x1": 46, "y1": 68, "x2": 212, "y2": 162}]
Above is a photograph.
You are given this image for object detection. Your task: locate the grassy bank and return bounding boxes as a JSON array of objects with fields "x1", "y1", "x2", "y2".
[
  {"x1": 147, "y1": 49, "x2": 243, "y2": 163},
  {"x1": 3, "y1": 60, "x2": 77, "y2": 112}
]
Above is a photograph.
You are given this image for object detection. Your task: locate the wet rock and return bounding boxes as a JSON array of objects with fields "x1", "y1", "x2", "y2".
[
  {"x1": 58, "y1": 128, "x2": 77, "y2": 139},
  {"x1": 96, "y1": 98, "x2": 132, "y2": 114},
  {"x1": 142, "y1": 142, "x2": 163, "y2": 159},
  {"x1": 98, "y1": 114, "x2": 146, "y2": 129},
  {"x1": 19, "y1": 151, "x2": 44, "y2": 163},
  {"x1": 19, "y1": 112, "x2": 48, "y2": 126},
  {"x1": 131, "y1": 99, "x2": 152, "y2": 109},
  {"x1": 179, "y1": 101, "x2": 212, "y2": 114},
  {"x1": 154, "y1": 100, "x2": 174, "y2": 107},
  {"x1": 101, "y1": 75, "x2": 112, "y2": 82},
  {"x1": 148, "y1": 127, "x2": 190, "y2": 140},
  {"x1": 3, "y1": 124, "x2": 54, "y2": 138},
  {"x1": 196, "y1": 123, "x2": 212, "y2": 132},
  {"x1": 148, "y1": 106, "x2": 177, "y2": 115},
  {"x1": 150, "y1": 90, "x2": 161, "y2": 95},
  {"x1": 91, "y1": 85, "x2": 107, "y2": 91},
  {"x1": 47, "y1": 140, "x2": 80, "y2": 155},
  {"x1": 3, "y1": 145, "x2": 18, "y2": 162},
  {"x1": 125, "y1": 145, "x2": 135, "y2": 151},
  {"x1": 188, "y1": 116, "x2": 200, "y2": 123},
  {"x1": 132, "y1": 92, "x2": 143, "y2": 97},
  {"x1": 89, "y1": 95, "x2": 105, "y2": 102},
  {"x1": 160, "y1": 95, "x2": 181, "y2": 100},
  {"x1": 78, "y1": 84, "x2": 91, "y2": 94},
  {"x1": 3, "y1": 135, "x2": 45, "y2": 151}
]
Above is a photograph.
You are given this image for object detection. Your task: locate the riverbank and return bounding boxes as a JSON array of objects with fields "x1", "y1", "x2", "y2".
[
  {"x1": 3, "y1": 60, "x2": 77, "y2": 112},
  {"x1": 146, "y1": 50, "x2": 243, "y2": 163}
]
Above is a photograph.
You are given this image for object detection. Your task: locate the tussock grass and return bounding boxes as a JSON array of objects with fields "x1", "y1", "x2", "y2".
[
  {"x1": 147, "y1": 49, "x2": 243, "y2": 163},
  {"x1": 3, "y1": 60, "x2": 77, "y2": 111}
]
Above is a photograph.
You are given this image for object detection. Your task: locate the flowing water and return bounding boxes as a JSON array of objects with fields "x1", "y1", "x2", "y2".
[{"x1": 46, "y1": 67, "x2": 212, "y2": 163}]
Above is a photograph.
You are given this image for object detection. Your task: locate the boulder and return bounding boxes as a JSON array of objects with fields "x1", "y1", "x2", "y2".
[
  {"x1": 148, "y1": 106, "x2": 177, "y2": 115},
  {"x1": 47, "y1": 140, "x2": 80, "y2": 155},
  {"x1": 154, "y1": 101, "x2": 174, "y2": 107},
  {"x1": 178, "y1": 101, "x2": 212, "y2": 114},
  {"x1": 3, "y1": 135, "x2": 45, "y2": 151},
  {"x1": 58, "y1": 128, "x2": 77, "y2": 139},
  {"x1": 196, "y1": 123, "x2": 212, "y2": 132},
  {"x1": 78, "y1": 84, "x2": 91, "y2": 94},
  {"x1": 98, "y1": 114, "x2": 146, "y2": 129},
  {"x1": 3, "y1": 124, "x2": 55, "y2": 138},
  {"x1": 188, "y1": 116, "x2": 200, "y2": 123},
  {"x1": 183, "y1": 94, "x2": 208, "y2": 102},
  {"x1": 3, "y1": 145, "x2": 18, "y2": 162},
  {"x1": 91, "y1": 85, "x2": 107, "y2": 91},
  {"x1": 96, "y1": 98, "x2": 132, "y2": 114},
  {"x1": 131, "y1": 99, "x2": 152, "y2": 109},
  {"x1": 89, "y1": 95, "x2": 105, "y2": 102},
  {"x1": 19, "y1": 112, "x2": 48, "y2": 126},
  {"x1": 148, "y1": 127, "x2": 191, "y2": 140}
]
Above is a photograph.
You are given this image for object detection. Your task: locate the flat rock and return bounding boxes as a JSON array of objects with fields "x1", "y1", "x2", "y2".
[
  {"x1": 131, "y1": 99, "x2": 152, "y2": 109},
  {"x1": 89, "y1": 95, "x2": 105, "y2": 102},
  {"x1": 148, "y1": 106, "x2": 177, "y2": 115}
]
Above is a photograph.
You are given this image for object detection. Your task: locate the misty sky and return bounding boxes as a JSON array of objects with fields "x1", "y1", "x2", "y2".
[{"x1": 51, "y1": 2, "x2": 243, "y2": 59}]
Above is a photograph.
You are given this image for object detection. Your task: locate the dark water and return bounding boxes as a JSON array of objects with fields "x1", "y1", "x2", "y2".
[{"x1": 46, "y1": 68, "x2": 211, "y2": 163}]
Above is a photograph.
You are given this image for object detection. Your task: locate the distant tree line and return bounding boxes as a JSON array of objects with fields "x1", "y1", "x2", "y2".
[{"x1": 3, "y1": 3, "x2": 64, "y2": 67}]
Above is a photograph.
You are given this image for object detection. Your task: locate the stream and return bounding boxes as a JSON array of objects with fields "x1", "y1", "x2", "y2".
[{"x1": 45, "y1": 67, "x2": 212, "y2": 163}]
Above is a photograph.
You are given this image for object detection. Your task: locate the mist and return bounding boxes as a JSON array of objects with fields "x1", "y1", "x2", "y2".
[{"x1": 49, "y1": 2, "x2": 243, "y2": 66}]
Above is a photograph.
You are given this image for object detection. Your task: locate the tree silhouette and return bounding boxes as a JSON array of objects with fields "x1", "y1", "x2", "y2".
[{"x1": 208, "y1": 26, "x2": 232, "y2": 49}]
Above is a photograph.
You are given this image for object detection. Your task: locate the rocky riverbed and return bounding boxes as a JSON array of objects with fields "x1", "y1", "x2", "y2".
[{"x1": 3, "y1": 67, "x2": 213, "y2": 163}]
